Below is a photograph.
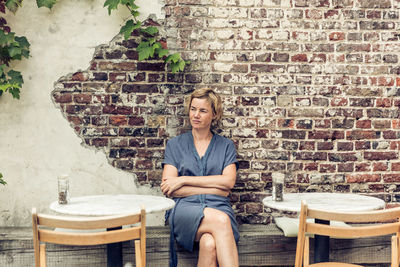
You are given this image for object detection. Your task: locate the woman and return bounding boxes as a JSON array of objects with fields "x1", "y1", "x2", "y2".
[{"x1": 161, "y1": 88, "x2": 239, "y2": 267}]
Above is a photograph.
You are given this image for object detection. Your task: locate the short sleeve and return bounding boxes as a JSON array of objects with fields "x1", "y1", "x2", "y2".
[
  {"x1": 223, "y1": 141, "x2": 238, "y2": 170},
  {"x1": 162, "y1": 139, "x2": 178, "y2": 169}
]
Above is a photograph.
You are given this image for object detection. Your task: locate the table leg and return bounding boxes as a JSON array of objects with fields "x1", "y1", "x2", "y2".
[
  {"x1": 107, "y1": 227, "x2": 123, "y2": 267},
  {"x1": 314, "y1": 219, "x2": 329, "y2": 263}
]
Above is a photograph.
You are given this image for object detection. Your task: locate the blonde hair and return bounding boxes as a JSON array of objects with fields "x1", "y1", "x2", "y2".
[{"x1": 186, "y1": 88, "x2": 223, "y2": 127}]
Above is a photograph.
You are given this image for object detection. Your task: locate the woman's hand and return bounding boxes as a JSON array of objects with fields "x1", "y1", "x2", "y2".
[{"x1": 161, "y1": 176, "x2": 184, "y2": 197}]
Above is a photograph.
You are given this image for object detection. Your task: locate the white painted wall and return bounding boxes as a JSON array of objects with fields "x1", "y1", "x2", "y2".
[{"x1": 0, "y1": 0, "x2": 165, "y2": 226}]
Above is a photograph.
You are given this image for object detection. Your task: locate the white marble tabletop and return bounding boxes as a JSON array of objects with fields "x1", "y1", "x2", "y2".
[
  {"x1": 50, "y1": 194, "x2": 175, "y2": 216},
  {"x1": 263, "y1": 192, "x2": 385, "y2": 213}
]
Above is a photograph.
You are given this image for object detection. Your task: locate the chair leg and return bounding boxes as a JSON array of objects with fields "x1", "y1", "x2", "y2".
[
  {"x1": 135, "y1": 240, "x2": 142, "y2": 267},
  {"x1": 392, "y1": 235, "x2": 399, "y2": 267},
  {"x1": 40, "y1": 243, "x2": 47, "y2": 267},
  {"x1": 304, "y1": 236, "x2": 310, "y2": 267},
  {"x1": 295, "y1": 232, "x2": 305, "y2": 267}
]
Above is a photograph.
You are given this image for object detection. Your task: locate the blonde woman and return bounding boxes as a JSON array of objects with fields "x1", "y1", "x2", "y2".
[{"x1": 161, "y1": 88, "x2": 239, "y2": 267}]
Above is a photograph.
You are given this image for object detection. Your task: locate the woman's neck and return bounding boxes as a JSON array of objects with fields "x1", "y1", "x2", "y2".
[{"x1": 192, "y1": 128, "x2": 212, "y2": 142}]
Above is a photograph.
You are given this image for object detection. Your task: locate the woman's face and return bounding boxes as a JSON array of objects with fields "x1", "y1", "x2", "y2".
[{"x1": 189, "y1": 97, "x2": 215, "y2": 130}]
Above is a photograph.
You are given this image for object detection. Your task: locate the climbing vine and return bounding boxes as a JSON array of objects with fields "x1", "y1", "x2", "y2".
[
  {"x1": 0, "y1": 0, "x2": 29, "y2": 99},
  {"x1": 0, "y1": 0, "x2": 188, "y2": 100},
  {"x1": 105, "y1": 0, "x2": 189, "y2": 73},
  {"x1": 0, "y1": 173, "x2": 5, "y2": 185}
]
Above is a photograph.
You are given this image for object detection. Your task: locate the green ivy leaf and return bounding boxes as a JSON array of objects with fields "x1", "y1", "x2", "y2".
[
  {"x1": 152, "y1": 42, "x2": 161, "y2": 50},
  {"x1": 15, "y1": 36, "x2": 30, "y2": 49},
  {"x1": 137, "y1": 41, "x2": 149, "y2": 50},
  {"x1": 156, "y1": 48, "x2": 169, "y2": 58},
  {"x1": 8, "y1": 86, "x2": 20, "y2": 99},
  {"x1": 104, "y1": 0, "x2": 121, "y2": 15},
  {"x1": 170, "y1": 60, "x2": 187, "y2": 73},
  {"x1": 0, "y1": 173, "x2": 6, "y2": 185},
  {"x1": 138, "y1": 45, "x2": 155, "y2": 61},
  {"x1": 165, "y1": 53, "x2": 181, "y2": 64},
  {"x1": 130, "y1": 10, "x2": 139, "y2": 18},
  {"x1": 0, "y1": 82, "x2": 21, "y2": 99},
  {"x1": 119, "y1": 19, "x2": 141, "y2": 40},
  {"x1": 0, "y1": 30, "x2": 15, "y2": 45},
  {"x1": 36, "y1": 0, "x2": 57, "y2": 9},
  {"x1": 8, "y1": 69, "x2": 23, "y2": 86},
  {"x1": 8, "y1": 46, "x2": 21, "y2": 58},
  {"x1": 0, "y1": 64, "x2": 6, "y2": 76},
  {"x1": 5, "y1": 0, "x2": 22, "y2": 14},
  {"x1": 141, "y1": 26, "x2": 158, "y2": 36}
]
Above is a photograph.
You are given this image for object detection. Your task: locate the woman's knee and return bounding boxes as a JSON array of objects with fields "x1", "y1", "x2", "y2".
[
  {"x1": 199, "y1": 233, "x2": 216, "y2": 254},
  {"x1": 205, "y1": 208, "x2": 231, "y2": 229}
]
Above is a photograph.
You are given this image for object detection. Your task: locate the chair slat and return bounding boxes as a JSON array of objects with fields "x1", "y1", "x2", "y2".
[
  {"x1": 37, "y1": 213, "x2": 141, "y2": 230},
  {"x1": 307, "y1": 207, "x2": 400, "y2": 223},
  {"x1": 39, "y1": 227, "x2": 141, "y2": 245},
  {"x1": 306, "y1": 222, "x2": 400, "y2": 238}
]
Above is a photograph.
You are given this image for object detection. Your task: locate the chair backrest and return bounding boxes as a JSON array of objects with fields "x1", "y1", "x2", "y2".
[
  {"x1": 32, "y1": 207, "x2": 146, "y2": 267},
  {"x1": 295, "y1": 200, "x2": 400, "y2": 267}
]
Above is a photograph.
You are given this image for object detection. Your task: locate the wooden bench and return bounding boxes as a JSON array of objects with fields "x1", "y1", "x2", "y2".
[{"x1": 0, "y1": 225, "x2": 392, "y2": 266}]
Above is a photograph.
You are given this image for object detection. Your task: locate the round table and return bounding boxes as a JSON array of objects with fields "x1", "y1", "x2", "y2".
[
  {"x1": 50, "y1": 194, "x2": 175, "y2": 267},
  {"x1": 50, "y1": 194, "x2": 175, "y2": 216},
  {"x1": 263, "y1": 192, "x2": 385, "y2": 263},
  {"x1": 263, "y1": 192, "x2": 385, "y2": 213}
]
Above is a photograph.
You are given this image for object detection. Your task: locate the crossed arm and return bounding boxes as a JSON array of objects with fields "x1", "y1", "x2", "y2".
[{"x1": 161, "y1": 163, "x2": 237, "y2": 198}]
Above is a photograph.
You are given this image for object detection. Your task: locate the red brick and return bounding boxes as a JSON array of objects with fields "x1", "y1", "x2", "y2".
[
  {"x1": 109, "y1": 116, "x2": 128, "y2": 126},
  {"x1": 392, "y1": 162, "x2": 400, "y2": 171},
  {"x1": 317, "y1": 142, "x2": 334, "y2": 150},
  {"x1": 306, "y1": 9, "x2": 323, "y2": 19},
  {"x1": 383, "y1": 174, "x2": 400, "y2": 183},
  {"x1": 338, "y1": 163, "x2": 354, "y2": 172},
  {"x1": 53, "y1": 92, "x2": 72, "y2": 103},
  {"x1": 325, "y1": 10, "x2": 339, "y2": 19},
  {"x1": 364, "y1": 152, "x2": 398, "y2": 161},
  {"x1": 337, "y1": 142, "x2": 353, "y2": 151},
  {"x1": 373, "y1": 162, "x2": 388, "y2": 171},
  {"x1": 355, "y1": 141, "x2": 371, "y2": 150},
  {"x1": 355, "y1": 163, "x2": 371, "y2": 172},
  {"x1": 135, "y1": 160, "x2": 153, "y2": 170},
  {"x1": 356, "y1": 120, "x2": 371, "y2": 129},
  {"x1": 291, "y1": 54, "x2": 308, "y2": 62},
  {"x1": 346, "y1": 130, "x2": 380, "y2": 140},
  {"x1": 346, "y1": 174, "x2": 380, "y2": 183},
  {"x1": 393, "y1": 120, "x2": 400, "y2": 129},
  {"x1": 320, "y1": 164, "x2": 336, "y2": 173},
  {"x1": 295, "y1": 152, "x2": 327, "y2": 161},
  {"x1": 73, "y1": 94, "x2": 92, "y2": 104},
  {"x1": 329, "y1": 32, "x2": 345, "y2": 41},
  {"x1": 330, "y1": 97, "x2": 348, "y2": 106},
  {"x1": 309, "y1": 130, "x2": 344, "y2": 140},
  {"x1": 378, "y1": 77, "x2": 394, "y2": 86},
  {"x1": 71, "y1": 72, "x2": 88, "y2": 81},
  {"x1": 300, "y1": 141, "x2": 315, "y2": 150},
  {"x1": 376, "y1": 98, "x2": 392, "y2": 107}
]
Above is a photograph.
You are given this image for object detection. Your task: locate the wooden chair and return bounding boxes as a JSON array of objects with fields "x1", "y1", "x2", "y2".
[
  {"x1": 295, "y1": 200, "x2": 400, "y2": 267},
  {"x1": 32, "y1": 207, "x2": 146, "y2": 267}
]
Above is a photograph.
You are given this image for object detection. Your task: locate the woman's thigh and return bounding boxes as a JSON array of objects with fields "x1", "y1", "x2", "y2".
[{"x1": 195, "y1": 207, "x2": 233, "y2": 241}]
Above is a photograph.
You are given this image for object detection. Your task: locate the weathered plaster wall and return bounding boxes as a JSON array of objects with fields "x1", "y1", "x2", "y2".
[
  {"x1": 0, "y1": 0, "x2": 165, "y2": 226},
  {"x1": 53, "y1": 0, "x2": 400, "y2": 225}
]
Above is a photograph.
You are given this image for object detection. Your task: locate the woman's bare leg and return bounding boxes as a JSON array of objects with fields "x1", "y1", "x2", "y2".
[
  {"x1": 197, "y1": 233, "x2": 217, "y2": 267},
  {"x1": 195, "y1": 207, "x2": 239, "y2": 267}
]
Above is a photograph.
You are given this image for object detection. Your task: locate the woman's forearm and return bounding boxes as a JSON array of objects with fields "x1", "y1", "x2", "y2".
[
  {"x1": 170, "y1": 186, "x2": 229, "y2": 198},
  {"x1": 180, "y1": 164, "x2": 237, "y2": 191}
]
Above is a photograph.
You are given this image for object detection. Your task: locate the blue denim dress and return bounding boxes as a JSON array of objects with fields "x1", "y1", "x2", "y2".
[{"x1": 163, "y1": 132, "x2": 239, "y2": 267}]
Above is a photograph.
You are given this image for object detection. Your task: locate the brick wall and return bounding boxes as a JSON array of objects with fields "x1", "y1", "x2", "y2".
[{"x1": 52, "y1": 0, "x2": 400, "y2": 224}]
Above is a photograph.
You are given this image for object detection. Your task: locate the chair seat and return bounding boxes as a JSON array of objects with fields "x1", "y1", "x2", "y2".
[
  {"x1": 310, "y1": 263, "x2": 363, "y2": 267},
  {"x1": 275, "y1": 217, "x2": 350, "y2": 237}
]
